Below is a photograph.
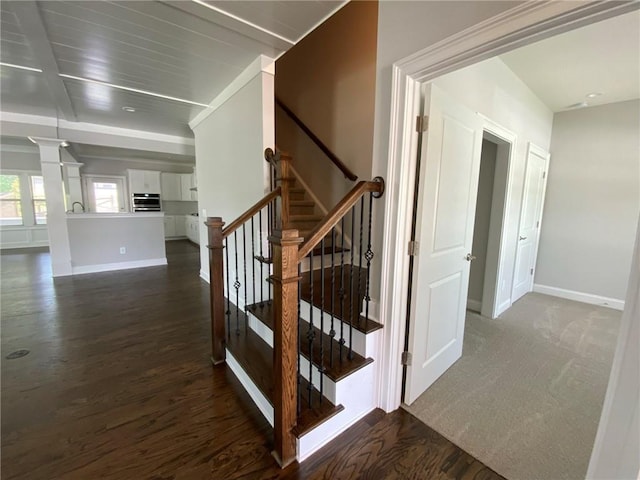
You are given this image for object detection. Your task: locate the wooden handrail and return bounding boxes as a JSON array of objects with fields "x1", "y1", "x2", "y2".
[
  {"x1": 298, "y1": 178, "x2": 384, "y2": 260},
  {"x1": 222, "y1": 187, "x2": 281, "y2": 238},
  {"x1": 276, "y1": 97, "x2": 358, "y2": 182}
]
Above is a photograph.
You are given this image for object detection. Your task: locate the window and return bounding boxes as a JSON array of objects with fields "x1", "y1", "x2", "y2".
[
  {"x1": 84, "y1": 176, "x2": 126, "y2": 213},
  {"x1": 0, "y1": 174, "x2": 23, "y2": 226},
  {"x1": 30, "y1": 176, "x2": 47, "y2": 225},
  {"x1": 92, "y1": 181, "x2": 120, "y2": 213}
]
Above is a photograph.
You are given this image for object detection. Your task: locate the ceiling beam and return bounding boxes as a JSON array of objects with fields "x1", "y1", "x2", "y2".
[{"x1": 8, "y1": 1, "x2": 77, "y2": 121}]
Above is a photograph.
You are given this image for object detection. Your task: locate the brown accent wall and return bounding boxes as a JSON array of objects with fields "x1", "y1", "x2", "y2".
[{"x1": 275, "y1": 1, "x2": 378, "y2": 211}]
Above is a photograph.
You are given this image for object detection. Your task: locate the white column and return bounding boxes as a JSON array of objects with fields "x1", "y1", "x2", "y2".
[{"x1": 32, "y1": 137, "x2": 72, "y2": 277}]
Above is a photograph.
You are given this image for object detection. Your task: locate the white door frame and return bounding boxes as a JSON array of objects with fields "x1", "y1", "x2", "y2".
[
  {"x1": 477, "y1": 116, "x2": 518, "y2": 319},
  {"x1": 376, "y1": 0, "x2": 637, "y2": 413}
]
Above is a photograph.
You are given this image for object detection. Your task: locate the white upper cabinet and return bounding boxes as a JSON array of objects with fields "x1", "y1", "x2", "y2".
[
  {"x1": 161, "y1": 173, "x2": 181, "y2": 201},
  {"x1": 160, "y1": 173, "x2": 197, "y2": 201},
  {"x1": 128, "y1": 170, "x2": 161, "y2": 194},
  {"x1": 180, "y1": 174, "x2": 194, "y2": 201}
]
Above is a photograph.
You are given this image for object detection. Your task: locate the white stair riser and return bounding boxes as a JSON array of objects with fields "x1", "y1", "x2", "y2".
[
  {"x1": 297, "y1": 363, "x2": 376, "y2": 462},
  {"x1": 226, "y1": 345, "x2": 376, "y2": 463},
  {"x1": 246, "y1": 302, "x2": 379, "y2": 359}
]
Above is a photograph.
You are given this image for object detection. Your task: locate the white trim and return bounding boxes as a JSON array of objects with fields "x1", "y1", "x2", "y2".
[
  {"x1": 533, "y1": 284, "x2": 625, "y2": 311},
  {"x1": 189, "y1": 55, "x2": 276, "y2": 130},
  {"x1": 58, "y1": 73, "x2": 209, "y2": 108},
  {"x1": 479, "y1": 115, "x2": 518, "y2": 319},
  {"x1": 1, "y1": 111, "x2": 195, "y2": 148},
  {"x1": 79, "y1": 154, "x2": 193, "y2": 168},
  {"x1": 191, "y1": 0, "x2": 294, "y2": 45},
  {"x1": 200, "y1": 269, "x2": 210, "y2": 283},
  {"x1": 70, "y1": 258, "x2": 167, "y2": 275},
  {"x1": 1, "y1": 111, "x2": 57, "y2": 127},
  {"x1": 225, "y1": 349, "x2": 274, "y2": 426},
  {"x1": 377, "y1": 1, "x2": 637, "y2": 413},
  {"x1": 0, "y1": 62, "x2": 43, "y2": 73},
  {"x1": 58, "y1": 119, "x2": 195, "y2": 146}
]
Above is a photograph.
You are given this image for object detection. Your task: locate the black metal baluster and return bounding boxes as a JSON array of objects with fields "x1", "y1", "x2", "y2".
[
  {"x1": 242, "y1": 224, "x2": 248, "y2": 329},
  {"x1": 225, "y1": 237, "x2": 231, "y2": 338},
  {"x1": 330, "y1": 227, "x2": 336, "y2": 368},
  {"x1": 297, "y1": 263, "x2": 302, "y2": 417},
  {"x1": 234, "y1": 231, "x2": 240, "y2": 335},
  {"x1": 308, "y1": 250, "x2": 315, "y2": 407},
  {"x1": 364, "y1": 193, "x2": 374, "y2": 326},
  {"x1": 348, "y1": 207, "x2": 355, "y2": 360},
  {"x1": 268, "y1": 202, "x2": 272, "y2": 304},
  {"x1": 339, "y1": 218, "x2": 346, "y2": 362},
  {"x1": 357, "y1": 196, "x2": 364, "y2": 330},
  {"x1": 251, "y1": 216, "x2": 256, "y2": 306},
  {"x1": 319, "y1": 237, "x2": 325, "y2": 404},
  {"x1": 258, "y1": 209, "x2": 264, "y2": 306}
]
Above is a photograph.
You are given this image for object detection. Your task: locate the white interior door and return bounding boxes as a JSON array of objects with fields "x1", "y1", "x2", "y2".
[
  {"x1": 512, "y1": 143, "x2": 550, "y2": 302},
  {"x1": 404, "y1": 84, "x2": 483, "y2": 405}
]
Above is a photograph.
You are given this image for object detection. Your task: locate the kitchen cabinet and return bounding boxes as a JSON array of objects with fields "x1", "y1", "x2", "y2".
[
  {"x1": 128, "y1": 170, "x2": 161, "y2": 194},
  {"x1": 180, "y1": 174, "x2": 195, "y2": 201},
  {"x1": 160, "y1": 173, "x2": 196, "y2": 201},
  {"x1": 175, "y1": 215, "x2": 187, "y2": 237},
  {"x1": 185, "y1": 215, "x2": 200, "y2": 244},
  {"x1": 161, "y1": 174, "x2": 181, "y2": 201},
  {"x1": 163, "y1": 215, "x2": 176, "y2": 238}
]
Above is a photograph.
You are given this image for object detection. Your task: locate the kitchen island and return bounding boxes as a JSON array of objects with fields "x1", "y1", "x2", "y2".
[{"x1": 66, "y1": 212, "x2": 166, "y2": 275}]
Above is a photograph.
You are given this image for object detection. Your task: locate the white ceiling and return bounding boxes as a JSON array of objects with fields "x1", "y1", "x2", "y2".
[
  {"x1": 2, "y1": 2, "x2": 637, "y2": 164},
  {"x1": 0, "y1": 0, "x2": 345, "y2": 138},
  {"x1": 500, "y1": 10, "x2": 640, "y2": 112}
]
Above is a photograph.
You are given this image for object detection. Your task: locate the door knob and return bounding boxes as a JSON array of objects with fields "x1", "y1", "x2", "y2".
[
  {"x1": 465, "y1": 253, "x2": 476, "y2": 261},
  {"x1": 519, "y1": 236, "x2": 527, "y2": 240}
]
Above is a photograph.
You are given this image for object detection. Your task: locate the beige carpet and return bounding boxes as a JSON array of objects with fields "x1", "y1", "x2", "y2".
[{"x1": 404, "y1": 292, "x2": 621, "y2": 480}]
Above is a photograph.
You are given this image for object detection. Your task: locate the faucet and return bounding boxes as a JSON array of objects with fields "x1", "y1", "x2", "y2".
[{"x1": 71, "y1": 201, "x2": 85, "y2": 213}]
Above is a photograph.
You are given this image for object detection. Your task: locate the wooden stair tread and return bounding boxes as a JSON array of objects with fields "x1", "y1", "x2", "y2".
[
  {"x1": 290, "y1": 200, "x2": 314, "y2": 206},
  {"x1": 224, "y1": 302, "x2": 343, "y2": 438},
  {"x1": 290, "y1": 214, "x2": 324, "y2": 221},
  {"x1": 246, "y1": 302, "x2": 374, "y2": 382},
  {"x1": 300, "y1": 266, "x2": 383, "y2": 334}
]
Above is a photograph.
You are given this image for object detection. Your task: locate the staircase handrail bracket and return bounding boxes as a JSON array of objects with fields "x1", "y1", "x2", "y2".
[{"x1": 297, "y1": 177, "x2": 384, "y2": 261}]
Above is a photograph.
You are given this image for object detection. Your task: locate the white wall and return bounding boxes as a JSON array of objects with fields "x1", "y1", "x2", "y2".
[
  {"x1": 536, "y1": 100, "x2": 640, "y2": 302},
  {"x1": 369, "y1": 1, "x2": 525, "y2": 304},
  {"x1": 67, "y1": 214, "x2": 166, "y2": 273},
  {"x1": 429, "y1": 57, "x2": 554, "y2": 310},
  {"x1": 192, "y1": 70, "x2": 274, "y2": 279}
]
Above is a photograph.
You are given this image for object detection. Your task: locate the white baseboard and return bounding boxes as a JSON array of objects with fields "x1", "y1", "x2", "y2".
[
  {"x1": 533, "y1": 284, "x2": 625, "y2": 311},
  {"x1": 225, "y1": 349, "x2": 274, "y2": 426},
  {"x1": 72, "y1": 258, "x2": 167, "y2": 275},
  {"x1": 466, "y1": 298, "x2": 482, "y2": 312},
  {"x1": 200, "y1": 270, "x2": 210, "y2": 283}
]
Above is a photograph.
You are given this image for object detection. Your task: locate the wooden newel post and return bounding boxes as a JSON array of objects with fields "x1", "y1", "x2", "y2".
[
  {"x1": 279, "y1": 153, "x2": 293, "y2": 230},
  {"x1": 270, "y1": 228, "x2": 302, "y2": 467},
  {"x1": 206, "y1": 216, "x2": 226, "y2": 365}
]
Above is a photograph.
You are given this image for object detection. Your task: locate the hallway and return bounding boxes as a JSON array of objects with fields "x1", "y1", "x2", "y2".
[{"x1": 1, "y1": 241, "x2": 502, "y2": 479}]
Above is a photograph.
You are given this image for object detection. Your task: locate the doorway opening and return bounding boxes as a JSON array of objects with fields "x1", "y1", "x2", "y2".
[{"x1": 467, "y1": 131, "x2": 512, "y2": 318}]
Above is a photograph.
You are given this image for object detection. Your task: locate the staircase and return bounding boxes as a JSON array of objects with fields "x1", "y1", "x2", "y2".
[{"x1": 206, "y1": 150, "x2": 384, "y2": 464}]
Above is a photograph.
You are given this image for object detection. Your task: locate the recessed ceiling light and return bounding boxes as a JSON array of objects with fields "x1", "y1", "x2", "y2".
[
  {"x1": 586, "y1": 92, "x2": 603, "y2": 99},
  {"x1": 122, "y1": 106, "x2": 136, "y2": 113}
]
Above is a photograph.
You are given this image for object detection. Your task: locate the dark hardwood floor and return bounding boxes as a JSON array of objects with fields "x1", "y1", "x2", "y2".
[{"x1": 1, "y1": 241, "x2": 504, "y2": 480}]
